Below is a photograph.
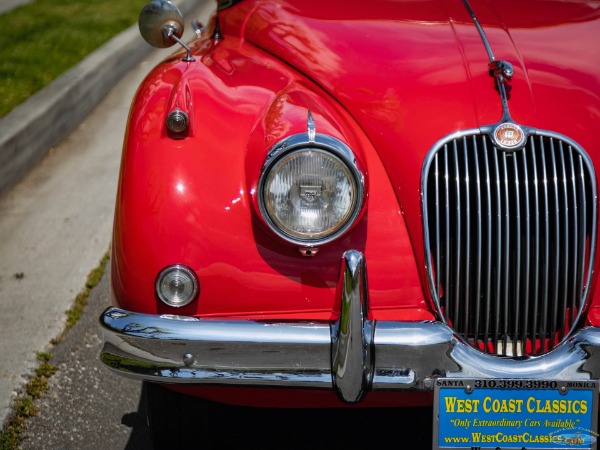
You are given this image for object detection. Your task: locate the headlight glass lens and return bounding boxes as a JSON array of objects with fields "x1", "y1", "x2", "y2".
[
  {"x1": 155, "y1": 265, "x2": 198, "y2": 307},
  {"x1": 262, "y1": 149, "x2": 358, "y2": 241}
]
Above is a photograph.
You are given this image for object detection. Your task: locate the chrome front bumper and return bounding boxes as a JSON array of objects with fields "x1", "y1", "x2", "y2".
[{"x1": 100, "y1": 250, "x2": 600, "y2": 404}]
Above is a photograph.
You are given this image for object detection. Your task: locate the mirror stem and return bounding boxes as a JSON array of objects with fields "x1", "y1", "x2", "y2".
[{"x1": 163, "y1": 26, "x2": 195, "y2": 62}]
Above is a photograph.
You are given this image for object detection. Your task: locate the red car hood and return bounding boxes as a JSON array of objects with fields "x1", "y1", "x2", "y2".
[{"x1": 241, "y1": 0, "x2": 600, "y2": 252}]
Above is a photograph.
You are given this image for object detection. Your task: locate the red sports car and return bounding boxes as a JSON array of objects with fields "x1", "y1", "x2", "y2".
[{"x1": 100, "y1": 1, "x2": 600, "y2": 448}]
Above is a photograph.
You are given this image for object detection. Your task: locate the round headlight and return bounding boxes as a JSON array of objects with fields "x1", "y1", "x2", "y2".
[
  {"x1": 259, "y1": 135, "x2": 364, "y2": 245},
  {"x1": 155, "y1": 265, "x2": 199, "y2": 307}
]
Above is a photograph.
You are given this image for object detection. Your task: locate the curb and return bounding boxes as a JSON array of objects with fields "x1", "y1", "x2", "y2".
[{"x1": 0, "y1": 0, "x2": 197, "y2": 197}]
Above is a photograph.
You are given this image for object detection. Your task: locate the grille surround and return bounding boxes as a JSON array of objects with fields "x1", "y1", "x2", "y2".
[{"x1": 422, "y1": 127, "x2": 597, "y2": 357}]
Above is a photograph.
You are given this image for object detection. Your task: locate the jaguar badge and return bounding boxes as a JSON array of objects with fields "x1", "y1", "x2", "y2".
[{"x1": 493, "y1": 122, "x2": 526, "y2": 150}]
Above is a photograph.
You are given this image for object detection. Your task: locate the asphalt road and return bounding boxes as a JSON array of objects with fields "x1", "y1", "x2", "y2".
[
  {"x1": 20, "y1": 270, "x2": 150, "y2": 450},
  {"x1": 19, "y1": 268, "x2": 434, "y2": 450}
]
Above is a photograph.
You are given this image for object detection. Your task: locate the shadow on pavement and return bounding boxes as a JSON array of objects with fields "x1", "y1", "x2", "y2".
[
  {"x1": 122, "y1": 391, "x2": 151, "y2": 450},
  {"x1": 122, "y1": 391, "x2": 433, "y2": 450}
]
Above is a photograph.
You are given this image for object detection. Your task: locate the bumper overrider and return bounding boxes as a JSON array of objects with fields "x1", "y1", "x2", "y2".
[{"x1": 100, "y1": 250, "x2": 600, "y2": 404}]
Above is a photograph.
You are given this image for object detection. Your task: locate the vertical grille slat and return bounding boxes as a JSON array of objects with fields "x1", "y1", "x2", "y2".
[
  {"x1": 473, "y1": 136, "x2": 483, "y2": 347},
  {"x1": 424, "y1": 131, "x2": 596, "y2": 357},
  {"x1": 492, "y1": 146, "x2": 502, "y2": 352},
  {"x1": 444, "y1": 148, "x2": 451, "y2": 318},
  {"x1": 453, "y1": 141, "x2": 461, "y2": 327},
  {"x1": 482, "y1": 138, "x2": 493, "y2": 350},
  {"x1": 540, "y1": 137, "x2": 550, "y2": 354},
  {"x1": 558, "y1": 145, "x2": 570, "y2": 340},
  {"x1": 512, "y1": 153, "x2": 522, "y2": 356},
  {"x1": 463, "y1": 138, "x2": 471, "y2": 338},
  {"x1": 501, "y1": 152, "x2": 510, "y2": 355},
  {"x1": 569, "y1": 150, "x2": 579, "y2": 327},
  {"x1": 434, "y1": 153, "x2": 441, "y2": 304},
  {"x1": 549, "y1": 139, "x2": 560, "y2": 349},
  {"x1": 530, "y1": 141, "x2": 541, "y2": 354},
  {"x1": 521, "y1": 150, "x2": 531, "y2": 356},
  {"x1": 573, "y1": 155, "x2": 587, "y2": 316}
]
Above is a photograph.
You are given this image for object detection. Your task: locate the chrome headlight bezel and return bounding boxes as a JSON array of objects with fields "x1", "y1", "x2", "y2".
[{"x1": 257, "y1": 133, "x2": 365, "y2": 246}]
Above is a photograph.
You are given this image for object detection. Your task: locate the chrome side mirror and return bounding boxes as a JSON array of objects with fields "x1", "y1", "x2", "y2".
[
  {"x1": 139, "y1": 0, "x2": 194, "y2": 61},
  {"x1": 139, "y1": 0, "x2": 184, "y2": 48}
]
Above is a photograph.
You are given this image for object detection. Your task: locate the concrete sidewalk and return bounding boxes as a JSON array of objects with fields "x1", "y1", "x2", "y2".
[
  {"x1": 0, "y1": 0, "x2": 214, "y2": 427},
  {"x1": 0, "y1": 0, "x2": 33, "y2": 15}
]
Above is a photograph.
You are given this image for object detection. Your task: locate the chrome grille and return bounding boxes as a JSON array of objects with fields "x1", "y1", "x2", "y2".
[{"x1": 422, "y1": 130, "x2": 597, "y2": 356}]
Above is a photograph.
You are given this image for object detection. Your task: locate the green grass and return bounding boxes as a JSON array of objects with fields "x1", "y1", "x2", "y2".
[
  {"x1": 0, "y1": 0, "x2": 149, "y2": 118},
  {"x1": 65, "y1": 251, "x2": 110, "y2": 331},
  {"x1": 0, "y1": 353, "x2": 55, "y2": 450}
]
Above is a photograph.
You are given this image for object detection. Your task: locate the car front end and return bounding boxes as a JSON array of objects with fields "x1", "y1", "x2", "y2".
[{"x1": 100, "y1": 0, "x2": 600, "y2": 447}]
